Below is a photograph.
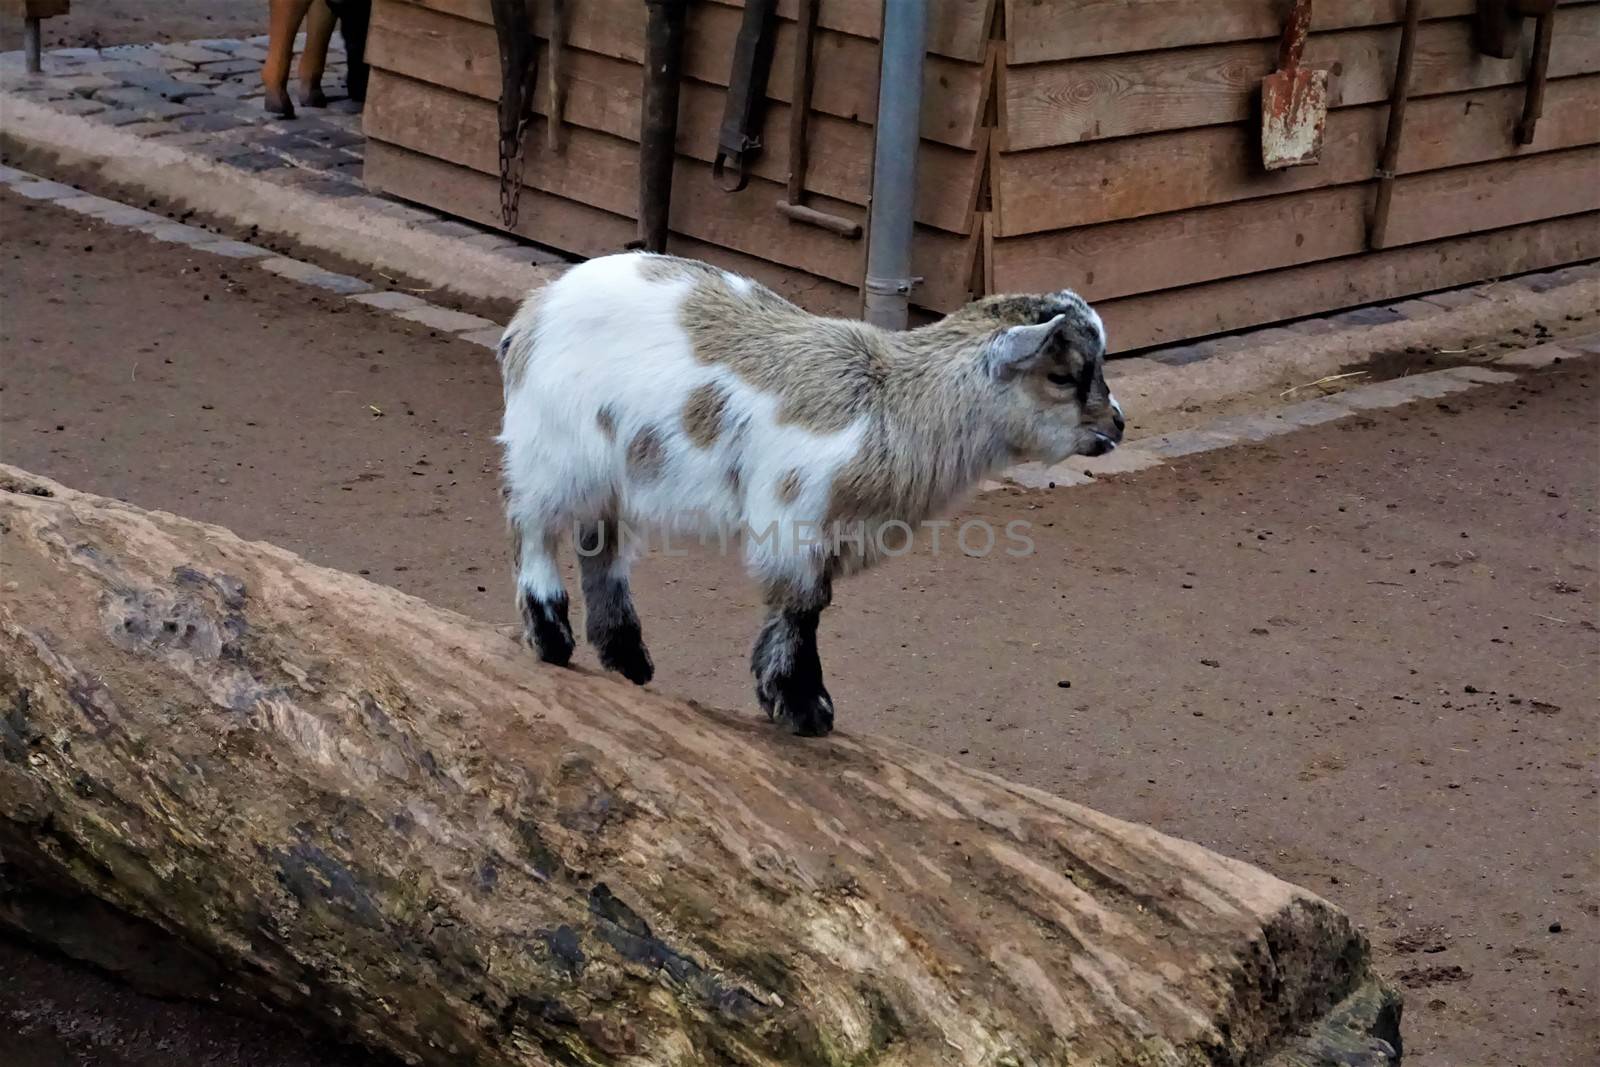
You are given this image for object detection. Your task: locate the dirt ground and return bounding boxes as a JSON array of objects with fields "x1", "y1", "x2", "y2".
[
  {"x1": 0, "y1": 1, "x2": 262, "y2": 52},
  {"x1": 1, "y1": 185, "x2": 1597, "y2": 1066}
]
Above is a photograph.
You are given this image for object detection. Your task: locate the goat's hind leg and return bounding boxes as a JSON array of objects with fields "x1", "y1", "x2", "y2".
[
  {"x1": 578, "y1": 520, "x2": 654, "y2": 685},
  {"x1": 513, "y1": 521, "x2": 575, "y2": 666},
  {"x1": 751, "y1": 572, "x2": 834, "y2": 737}
]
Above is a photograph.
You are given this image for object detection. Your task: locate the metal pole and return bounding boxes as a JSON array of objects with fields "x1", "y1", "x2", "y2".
[
  {"x1": 24, "y1": 17, "x2": 42, "y2": 74},
  {"x1": 862, "y1": 0, "x2": 928, "y2": 330}
]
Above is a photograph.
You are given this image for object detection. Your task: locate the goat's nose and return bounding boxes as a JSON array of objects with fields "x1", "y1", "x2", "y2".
[{"x1": 1112, "y1": 409, "x2": 1126, "y2": 433}]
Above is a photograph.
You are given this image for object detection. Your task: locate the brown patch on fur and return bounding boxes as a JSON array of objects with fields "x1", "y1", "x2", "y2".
[
  {"x1": 636, "y1": 254, "x2": 726, "y2": 286},
  {"x1": 775, "y1": 468, "x2": 805, "y2": 505},
  {"x1": 596, "y1": 404, "x2": 618, "y2": 441},
  {"x1": 626, "y1": 425, "x2": 667, "y2": 481},
  {"x1": 676, "y1": 269, "x2": 892, "y2": 434},
  {"x1": 725, "y1": 465, "x2": 743, "y2": 497},
  {"x1": 825, "y1": 447, "x2": 892, "y2": 525},
  {"x1": 824, "y1": 415, "x2": 1007, "y2": 534},
  {"x1": 682, "y1": 382, "x2": 729, "y2": 448}
]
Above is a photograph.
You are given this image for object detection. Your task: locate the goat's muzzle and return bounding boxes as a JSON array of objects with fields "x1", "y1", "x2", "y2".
[{"x1": 1083, "y1": 427, "x2": 1121, "y2": 457}]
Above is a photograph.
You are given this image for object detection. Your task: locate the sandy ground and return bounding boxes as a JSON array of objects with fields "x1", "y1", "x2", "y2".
[
  {"x1": 0, "y1": 1, "x2": 262, "y2": 51},
  {"x1": 1, "y1": 186, "x2": 1597, "y2": 1066}
]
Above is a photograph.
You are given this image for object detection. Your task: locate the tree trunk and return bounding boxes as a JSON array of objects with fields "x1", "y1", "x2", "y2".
[{"x1": 0, "y1": 465, "x2": 1400, "y2": 1066}]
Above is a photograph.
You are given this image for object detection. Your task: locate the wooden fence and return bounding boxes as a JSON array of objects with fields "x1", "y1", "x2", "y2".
[{"x1": 362, "y1": 0, "x2": 1600, "y2": 349}]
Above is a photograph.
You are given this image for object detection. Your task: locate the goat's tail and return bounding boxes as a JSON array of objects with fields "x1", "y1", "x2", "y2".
[{"x1": 497, "y1": 290, "x2": 548, "y2": 397}]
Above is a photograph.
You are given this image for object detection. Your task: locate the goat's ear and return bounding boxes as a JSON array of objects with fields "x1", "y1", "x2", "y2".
[{"x1": 985, "y1": 313, "x2": 1065, "y2": 380}]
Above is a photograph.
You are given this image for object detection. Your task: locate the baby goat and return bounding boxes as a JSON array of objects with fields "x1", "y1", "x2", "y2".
[{"x1": 497, "y1": 253, "x2": 1122, "y2": 736}]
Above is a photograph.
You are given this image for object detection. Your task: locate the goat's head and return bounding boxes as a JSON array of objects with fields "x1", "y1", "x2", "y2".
[{"x1": 978, "y1": 291, "x2": 1124, "y2": 464}]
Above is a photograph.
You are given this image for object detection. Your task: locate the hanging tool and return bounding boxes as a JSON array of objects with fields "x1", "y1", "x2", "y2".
[
  {"x1": 1516, "y1": 4, "x2": 1556, "y2": 143},
  {"x1": 1260, "y1": 0, "x2": 1328, "y2": 170},
  {"x1": 638, "y1": 0, "x2": 688, "y2": 252},
  {"x1": 1369, "y1": 0, "x2": 1423, "y2": 250},
  {"x1": 712, "y1": 0, "x2": 779, "y2": 191},
  {"x1": 1475, "y1": 0, "x2": 1523, "y2": 57},
  {"x1": 1473, "y1": 1, "x2": 1559, "y2": 144},
  {"x1": 775, "y1": 0, "x2": 862, "y2": 238},
  {"x1": 490, "y1": 0, "x2": 538, "y2": 229},
  {"x1": 545, "y1": 0, "x2": 567, "y2": 152}
]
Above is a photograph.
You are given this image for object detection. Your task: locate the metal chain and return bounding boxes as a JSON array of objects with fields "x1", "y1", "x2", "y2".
[{"x1": 498, "y1": 113, "x2": 529, "y2": 231}]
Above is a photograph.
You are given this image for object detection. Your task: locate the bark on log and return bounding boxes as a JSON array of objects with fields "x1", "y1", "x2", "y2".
[{"x1": 0, "y1": 465, "x2": 1401, "y2": 1066}]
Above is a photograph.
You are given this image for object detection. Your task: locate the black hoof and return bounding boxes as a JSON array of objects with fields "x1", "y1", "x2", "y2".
[
  {"x1": 522, "y1": 593, "x2": 574, "y2": 668},
  {"x1": 768, "y1": 682, "x2": 834, "y2": 737},
  {"x1": 596, "y1": 629, "x2": 654, "y2": 686}
]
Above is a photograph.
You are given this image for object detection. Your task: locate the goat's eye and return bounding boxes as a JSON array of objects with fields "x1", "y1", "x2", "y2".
[{"x1": 1046, "y1": 371, "x2": 1073, "y2": 387}]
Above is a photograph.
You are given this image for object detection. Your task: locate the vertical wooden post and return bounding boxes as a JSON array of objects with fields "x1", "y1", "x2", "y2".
[
  {"x1": 23, "y1": 14, "x2": 40, "y2": 73},
  {"x1": 12, "y1": 0, "x2": 68, "y2": 73},
  {"x1": 1516, "y1": 10, "x2": 1556, "y2": 144},
  {"x1": 637, "y1": 0, "x2": 687, "y2": 252},
  {"x1": 1369, "y1": 0, "x2": 1424, "y2": 250}
]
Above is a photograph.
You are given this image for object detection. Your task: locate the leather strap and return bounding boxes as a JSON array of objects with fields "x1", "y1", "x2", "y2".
[{"x1": 713, "y1": 0, "x2": 779, "y2": 192}]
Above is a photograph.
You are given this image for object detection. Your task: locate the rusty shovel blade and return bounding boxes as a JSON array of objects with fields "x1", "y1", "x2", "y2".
[{"x1": 1261, "y1": 66, "x2": 1329, "y2": 170}]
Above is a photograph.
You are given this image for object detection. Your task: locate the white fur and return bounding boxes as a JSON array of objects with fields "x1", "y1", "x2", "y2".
[{"x1": 497, "y1": 255, "x2": 865, "y2": 595}]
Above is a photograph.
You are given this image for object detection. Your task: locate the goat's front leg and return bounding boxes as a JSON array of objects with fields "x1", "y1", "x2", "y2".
[{"x1": 752, "y1": 571, "x2": 834, "y2": 737}]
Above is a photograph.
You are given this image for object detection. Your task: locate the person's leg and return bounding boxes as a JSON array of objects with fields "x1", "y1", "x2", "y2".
[
  {"x1": 296, "y1": 0, "x2": 338, "y2": 108},
  {"x1": 262, "y1": 0, "x2": 313, "y2": 117},
  {"x1": 335, "y1": 0, "x2": 371, "y2": 104}
]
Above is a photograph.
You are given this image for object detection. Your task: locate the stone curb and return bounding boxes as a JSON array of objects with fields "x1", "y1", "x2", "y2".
[{"x1": 0, "y1": 163, "x2": 508, "y2": 350}]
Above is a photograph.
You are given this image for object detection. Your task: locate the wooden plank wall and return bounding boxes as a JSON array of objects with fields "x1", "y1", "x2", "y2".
[
  {"x1": 991, "y1": 1, "x2": 1600, "y2": 350},
  {"x1": 364, "y1": 0, "x2": 1597, "y2": 345},
  {"x1": 363, "y1": 0, "x2": 997, "y2": 313}
]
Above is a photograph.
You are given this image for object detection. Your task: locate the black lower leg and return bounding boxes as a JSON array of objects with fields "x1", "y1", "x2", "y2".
[
  {"x1": 578, "y1": 522, "x2": 653, "y2": 685},
  {"x1": 333, "y1": 0, "x2": 370, "y2": 101},
  {"x1": 751, "y1": 576, "x2": 834, "y2": 737},
  {"x1": 521, "y1": 591, "x2": 574, "y2": 667}
]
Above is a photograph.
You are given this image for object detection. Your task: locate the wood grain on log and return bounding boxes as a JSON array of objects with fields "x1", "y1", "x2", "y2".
[{"x1": 0, "y1": 466, "x2": 1401, "y2": 1065}]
